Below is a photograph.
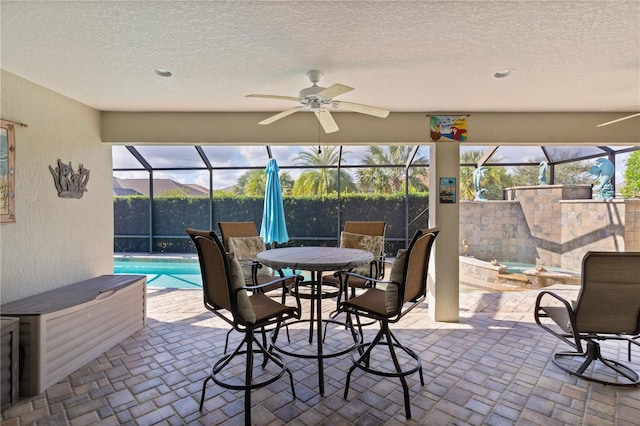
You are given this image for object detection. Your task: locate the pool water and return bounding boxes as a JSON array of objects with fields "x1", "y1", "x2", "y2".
[
  {"x1": 502, "y1": 262, "x2": 574, "y2": 275},
  {"x1": 502, "y1": 262, "x2": 534, "y2": 274},
  {"x1": 114, "y1": 256, "x2": 203, "y2": 289},
  {"x1": 114, "y1": 256, "x2": 306, "y2": 289}
]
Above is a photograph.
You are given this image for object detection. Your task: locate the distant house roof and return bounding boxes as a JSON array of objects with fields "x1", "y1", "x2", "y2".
[
  {"x1": 113, "y1": 177, "x2": 209, "y2": 196},
  {"x1": 113, "y1": 187, "x2": 142, "y2": 196}
]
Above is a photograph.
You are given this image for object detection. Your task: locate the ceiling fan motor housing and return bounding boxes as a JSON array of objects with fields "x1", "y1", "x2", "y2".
[
  {"x1": 299, "y1": 85, "x2": 329, "y2": 100},
  {"x1": 306, "y1": 69, "x2": 323, "y2": 83},
  {"x1": 299, "y1": 69, "x2": 329, "y2": 101}
]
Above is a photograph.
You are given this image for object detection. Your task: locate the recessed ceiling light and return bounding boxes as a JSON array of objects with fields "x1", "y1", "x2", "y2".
[
  {"x1": 493, "y1": 69, "x2": 515, "y2": 78},
  {"x1": 150, "y1": 67, "x2": 172, "y2": 77}
]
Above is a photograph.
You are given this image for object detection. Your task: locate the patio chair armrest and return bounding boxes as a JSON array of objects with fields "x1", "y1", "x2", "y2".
[
  {"x1": 248, "y1": 260, "x2": 290, "y2": 284},
  {"x1": 240, "y1": 273, "x2": 304, "y2": 316},
  {"x1": 243, "y1": 274, "x2": 300, "y2": 293},
  {"x1": 285, "y1": 274, "x2": 304, "y2": 318},
  {"x1": 534, "y1": 290, "x2": 572, "y2": 309},
  {"x1": 376, "y1": 254, "x2": 387, "y2": 279},
  {"x1": 534, "y1": 290, "x2": 580, "y2": 350},
  {"x1": 249, "y1": 260, "x2": 260, "y2": 283},
  {"x1": 380, "y1": 258, "x2": 393, "y2": 268},
  {"x1": 342, "y1": 270, "x2": 392, "y2": 287},
  {"x1": 370, "y1": 255, "x2": 387, "y2": 280}
]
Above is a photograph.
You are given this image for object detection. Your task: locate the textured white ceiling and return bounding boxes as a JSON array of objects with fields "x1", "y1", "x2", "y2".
[{"x1": 1, "y1": 1, "x2": 639, "y2": 115}]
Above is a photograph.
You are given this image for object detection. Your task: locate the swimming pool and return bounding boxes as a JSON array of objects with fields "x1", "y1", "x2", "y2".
[
  {"x1": 114, "y1": 255, "x2": 307, "y2": 289},
  {"x1": 501, "y1": 261, "x2": 577, "y2": 275},
  {"x1": 114, "y1": 256, "x2": 203, "y2": 289},
  {"x1": 119, "y1": 255, "x2": 557, "y2": 291}
]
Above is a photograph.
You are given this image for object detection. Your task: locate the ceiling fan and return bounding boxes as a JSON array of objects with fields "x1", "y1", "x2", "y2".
[
  {"x1": 246, "y1": 70, "x2": 390, "y2": 134},
  {"x1": 596, "y1": 106, "x2": 640, "y2": 127}
]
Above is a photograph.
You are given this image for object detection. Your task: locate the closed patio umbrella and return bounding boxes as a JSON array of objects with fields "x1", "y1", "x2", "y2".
[{"x1": 260, "y1": 158, "x2": 289, "y2": 245}]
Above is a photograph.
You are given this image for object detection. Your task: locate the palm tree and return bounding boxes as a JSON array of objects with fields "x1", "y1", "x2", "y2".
[
  {"x1": 357, "y1": 146, "x2": 428, "y2": 193},
  {"x1": 460, "y1": 150, "x2": 512, "y2": 200},
  {"x1": 236, "y1": 169, "x2": 293, "y2": 196},
  {"x1": 291, "y1": 146, "x2": 356, "y2": 196}
]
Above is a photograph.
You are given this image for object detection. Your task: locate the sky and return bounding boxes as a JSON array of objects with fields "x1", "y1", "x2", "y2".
[
  {"x1": 112, "y1": 145, "x2": 633, "y2": 190},
  {"x1": 113, "y1": 145, "x2": 430, "y2": 190}
]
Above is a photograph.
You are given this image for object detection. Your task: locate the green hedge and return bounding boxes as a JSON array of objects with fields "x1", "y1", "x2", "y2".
[{"x1": 114, "y1": 192, "x2": 429, "y2": 253}]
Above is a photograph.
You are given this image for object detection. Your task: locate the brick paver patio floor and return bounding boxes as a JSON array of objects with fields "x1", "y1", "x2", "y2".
[{"x1": 2, "y1": 284, "x2": 639, "y2": 425}]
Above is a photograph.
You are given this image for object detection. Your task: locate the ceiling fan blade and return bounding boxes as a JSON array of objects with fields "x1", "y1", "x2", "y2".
[
  {"x1": 246, "y1": 94, "x2": 300, "y2": 102},
  {"x1": 258, "y1": 107, "x2": 302, "y2": 125},
  {"x1": 318, "y1": 83, "x2": 354, "y2": 99},
  {"x1": 596, "y1": 112, "x2": 640, "y2": 127},
  {"x1": 314, "y1": 109, "x2": 339, "y2": 133},
  {"x1": 334, "y1": 100, "x2": 390, "y2": 118}
]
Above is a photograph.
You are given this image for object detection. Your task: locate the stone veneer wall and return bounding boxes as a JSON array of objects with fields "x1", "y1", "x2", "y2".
[
  {"x1": 560, "y1": 200, "x2": 627, "y2": 271},
  {"x1": 625, "y1": 200, "x2": 640, "y2": 252},
  {"x1": 459, "y1": 200, "x2": 538, "y2": 264},
  {"x1": 460, "y1": 185, "x2": 640, "y2": 273}
]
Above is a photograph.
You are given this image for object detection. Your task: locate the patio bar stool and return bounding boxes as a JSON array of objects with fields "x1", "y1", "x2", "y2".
[{"x1": 338, "y1": 227, "x2": 440, "y2": 419}]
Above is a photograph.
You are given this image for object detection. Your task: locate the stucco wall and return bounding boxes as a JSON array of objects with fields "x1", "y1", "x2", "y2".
[
  {"x1": 101, "y1": 111, "x2": 640, "y2": 145},
  {"x1": 0, "y1": 71, "x2": 113, "y2": 304}
]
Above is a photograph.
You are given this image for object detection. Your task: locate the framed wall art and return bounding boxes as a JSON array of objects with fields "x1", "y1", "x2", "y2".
[
  {"x1": 1, "y1": 119, "x2": 16, "y2": 223},
  {"x1": 430, "y1": 115, "x2": 468, "y2": 141},
  {"x1": 439, "y1": 177, "x2": 456, "y2": 204}
]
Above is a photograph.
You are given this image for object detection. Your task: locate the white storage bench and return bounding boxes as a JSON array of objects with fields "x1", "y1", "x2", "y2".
[{"x1": 0, "y1": 275, "x2": 146, "y2": 396}]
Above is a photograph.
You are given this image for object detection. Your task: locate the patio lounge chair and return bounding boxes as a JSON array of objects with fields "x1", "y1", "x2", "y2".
[{"x1": 534, "y1": 251, "x2": 640, "y2": 386}]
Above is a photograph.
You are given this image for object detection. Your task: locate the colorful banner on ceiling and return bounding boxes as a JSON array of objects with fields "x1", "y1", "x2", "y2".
[{"x1": 430, "y1": 116, "x2": 468, "y2": 141}]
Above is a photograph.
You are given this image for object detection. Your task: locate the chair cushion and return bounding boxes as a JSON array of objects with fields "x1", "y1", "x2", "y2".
[
  {"x1": 227, "y1": 252, "x2": 256, "y2": 323},
  {"x1": 228, "y1": 236, "x2": 273, "y2": 281},
  {"x1": 249, "y1": 292, "x2": 292, "y2": 323},
  {"x1": 228, "y1": 236, "x2": 266, "y2": 259},
  {"x1": 340, "y1": 231, "x2": 384, "y2": 276},
  {"x1": 345, "y1": 288, "x2": 390, "y2": 317},
  {"x1": 385, "y1": 249, "x2": 407, "y2": 313}
]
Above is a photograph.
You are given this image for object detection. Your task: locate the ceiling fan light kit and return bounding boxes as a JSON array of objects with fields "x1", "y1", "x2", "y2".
[{"x1": 247, "y1": 70, "x2": 390, "y2": 134}]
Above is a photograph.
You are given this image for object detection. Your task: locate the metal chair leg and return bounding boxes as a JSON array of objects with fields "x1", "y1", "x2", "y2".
[
  {"x1": 343, "y1": 321, "x2": 423, "y2": 419},
  {"x1": 244, "y1": 330, "x2": 254, "y2": 426},
  {"x1": 553, "y1": 339, "x2": 640, "y2": 385},
  {"x1": 224, "y1": 328, "x2": 232, "y2": 354},
  {"x1": 199, "y1": 375, "x2": 212, "y2": 411},
  {"x1": 385, "y1": 327, "x2": 411, "y2": 419},
  {"x1": 343, "y1": 362, "x2": 356, "y2": 399},
  {"x1": 260, "y1": 326, "x2": 269, "y2": 368}
]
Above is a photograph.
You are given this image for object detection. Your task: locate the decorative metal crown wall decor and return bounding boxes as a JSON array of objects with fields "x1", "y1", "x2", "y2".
[{"x1": 49, "y1": 159, "x2": 90, "y2": 198}]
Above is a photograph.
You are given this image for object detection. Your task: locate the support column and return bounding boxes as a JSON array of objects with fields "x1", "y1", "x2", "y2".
[{"x1": 428, "y1": 141, "x2": 460, "y2": 322}]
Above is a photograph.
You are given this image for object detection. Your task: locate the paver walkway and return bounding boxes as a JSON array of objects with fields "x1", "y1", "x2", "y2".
[{"x1": 2, "y1": 284, "x2": 639, "y2": 425}]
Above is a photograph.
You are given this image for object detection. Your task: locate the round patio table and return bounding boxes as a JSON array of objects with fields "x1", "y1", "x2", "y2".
[{"x1": 256, "y1": 246, "x2": 373, "y2": 395}]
